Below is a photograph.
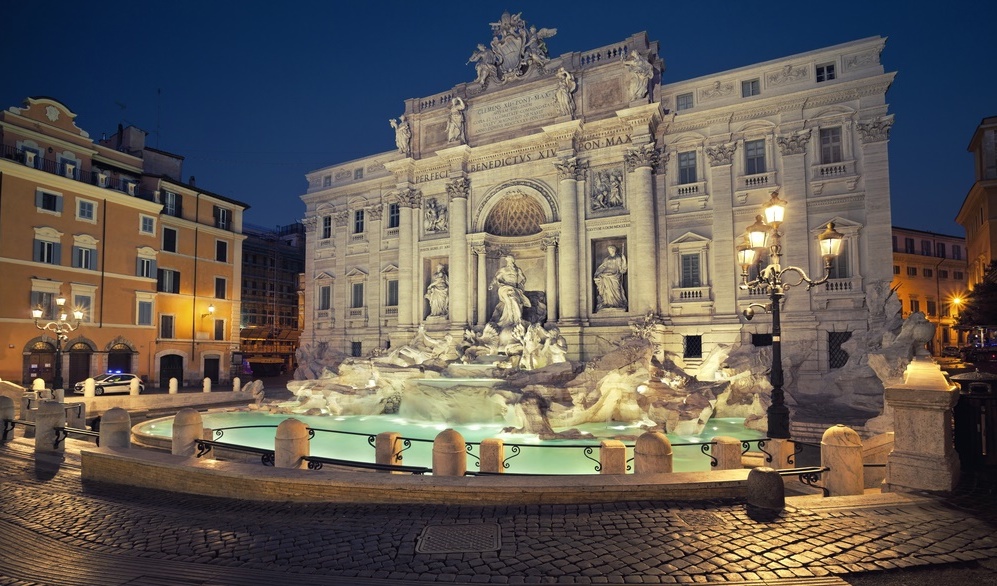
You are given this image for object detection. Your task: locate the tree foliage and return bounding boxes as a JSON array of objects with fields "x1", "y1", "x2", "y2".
[{"x1": 957, "y1": 261, "x2": 997, "y2": 327}]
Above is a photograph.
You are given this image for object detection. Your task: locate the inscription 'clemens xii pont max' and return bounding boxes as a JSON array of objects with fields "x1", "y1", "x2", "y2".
[{"x1": 468, "y1": 89, "x2": 560, "y2": 135}]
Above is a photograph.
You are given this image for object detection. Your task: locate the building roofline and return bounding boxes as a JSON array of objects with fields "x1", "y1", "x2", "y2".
[{"x1": 892, "y1": 225, "x2": 965, "y2": 240}]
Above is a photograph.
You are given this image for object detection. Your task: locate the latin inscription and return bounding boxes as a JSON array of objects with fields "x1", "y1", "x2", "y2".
[
  {"x1": 415, "y1": 170, "x2": 449, "y2": 183},
  {"x1": 469, "y1": 89, "x2": 560, "y2": 135}
]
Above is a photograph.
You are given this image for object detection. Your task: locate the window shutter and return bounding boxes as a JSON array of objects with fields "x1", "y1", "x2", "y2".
[
  {"x1": 52, "y1": 243, "x2": 62, "y2": 265},
  {"x1": 55, "y1": 196, "x2": 63, "y2": 213},
  {"x1": 72, "y1": 246, "x2": 82, "y2": 268},
  {"x1": 157, "y1": 268, "x2": 165, "y2": 291},
  {"x1": 172, "y1": 272, "x2": 180, "y2": 294},
  {"x1": 35, "y1": 192, "x2": 43, "y2": 208},
  {"x1": 90, "y1": 248, "x2": 98, "y2": 271},
  {"x1": 150, "y1": 260, "x2": 157, "y2": 275},
  {"x1": 33, "y1": 239, "x2": 42, "y2": 262}
]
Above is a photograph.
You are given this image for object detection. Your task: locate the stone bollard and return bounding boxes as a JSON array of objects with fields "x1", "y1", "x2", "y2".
[
  {"x1": 275, "y1": 418, "x2": 309, "y2": 469},
  {"x1": 169, "y1": 378, "x2": 179, "y2": 394},
  {"x1": 66, "y1": 403, "x2": 86, "y2": 429},
  {"x1": 599, "y1": 439, "x2": 627, "y2": 475},
  {"x1": 129, "y1": 378, "x2": 140, "y2": 396},
  {"x1": 746, "y1": 466, "x2": 785, "y2": 515},
  {"x1": 202, "y1": 378, "x2": 211, "y2": 393},
  {"x1": 20, "y1": 392, "x2": 37, "y2": 437},
  {"x1": 821, "y1": 424, "x2": 864, "y2": 496},
  {"x1": 53, "y1": 388, "x2": 65, "y2": 402},
  {"x1": 712, "y1": 436, "x2": 743, "y2": 470},
  {"x1": 232, "y1": 377, "x2": 241, "y2": 393},
  {"x1": 375, "y1": 431, "x2": 403, "y2": 471},
  {"x1": 432, "y1": 429, "x2": 466, "y2": 476},
  {"x1": 100, "y1": 407, "x2": 131, "y2": 448},
  {"x1": 83, "y1": 377, "x2": 95, "y2": 398},
  {"x1": 35, "y1": 400, "x2": 66, "y2": 455},
  {"x1": 0, "y1": 396, "x2": 14, "y2": 441},
  {"x1": 767, "y1": 438, "x2": 797, "y2": 470},
  {"x1": 32, "y1": 378, "x2": 46, "y2": 392},
  {"x1": 172, "y1": 408, "x2": 204, "y2": 457},
  {"x1": 634, "y1": 432, "x2": 672, "y2": 474},
  {"x1": 479, "y1": 438, "x2": 505, "y2": 474}
]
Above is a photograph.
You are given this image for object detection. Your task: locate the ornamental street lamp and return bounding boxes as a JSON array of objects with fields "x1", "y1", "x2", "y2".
[
  {"x1": 736, "y1": 191, "x2": 844, "y2": 439},
  {"x1": 32, "y1": 294, "x2": 84, "y2": 392}
]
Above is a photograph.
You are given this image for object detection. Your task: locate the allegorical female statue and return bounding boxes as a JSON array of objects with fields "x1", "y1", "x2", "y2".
[
  {"x1": 593, "y1": 245, "x2": 628, "y2": 311},
  {"x1": 446, "y1": 97, "x2": 466, "y2": 143},
  {"x1": 389, "y1": 115, "x2": 411, "y2": 157},
  {"x1": 488, "y1": 255, "x2": 531, "y2": 327},
  {"x1": 425, "y1": 264, "x2": 449, "y2": 318}
]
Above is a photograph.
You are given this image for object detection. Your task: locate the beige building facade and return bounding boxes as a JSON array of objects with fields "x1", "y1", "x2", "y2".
[
  {"x1": 0, "y1": 98, "x2": 247, "y2": 389},
  {"x1": 956, "y1": 116, "x2": 997, "y2": 287},
  {"x1": 301, "y1": 18, "x2": 896, "y2": 396}
]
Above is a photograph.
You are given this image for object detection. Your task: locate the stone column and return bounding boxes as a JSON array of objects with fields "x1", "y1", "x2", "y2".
[
  {"x1": 555, "y1": 157, "x2": 582, "y2": 323},
  {"x1": 884, "y1": 357, "x2": 960, "y2": 492},
  {"x1": 473, "y1": 246, "x2": 487, "y2": 326},
  {"x1": 856, "y1": 116, "x2": 896, "y2": 287},
  {"x1": 705, "y1": 141, "x2": 737, "y2": 315},
  {"x1": 775, "y1": 130, "x2": 812, "y2": 314},
  {"x1": 395, "y1": 189, "x2": 420, "y2": 328},
  {"x1": 447, "y1": 177, "x2": 470, "y2": 327},
  {"x1": 624, "y1": 144, "x2": 661, "y2": 314},
  {"x1": 542, "y1": 235, "x2": 559, "y2": 321}
]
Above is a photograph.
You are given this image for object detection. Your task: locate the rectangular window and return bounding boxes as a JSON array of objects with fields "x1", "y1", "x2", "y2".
[
  {"x1": 751, "y1": 333, "x2": 773, "y2": 347},
  {"x1": 923, "y1": 268, "x2": 933, "y2": 278},
  {"x1": 828, "y1": 331, "x2": 852, "y2": 369},
  {"x1": 955, "y1": 271, "x2": 965, "y2": 280},
  {"x1": 214, "y1": 319, "x2": 225, "y2": 341},
  {"x1": 323, "y1": 175, "x2": 332, "y2": 187},
  {"x1": 77, "y1": 200, "x2": 95, "y2": 221},
  {"x1": 34, "y1": 240, "x2": 60, "y2": 265},
  {"x1": 388, "y1": 203, "x2": 400, "y2": 229},
  {"x1": 322, "y1": 216, "x2": 332, "y2": 239},
  {"x1": 939, "y1": 269, "x2": 948, "y2": 279},
  {"x1": 353, "y1": 168, "x2": 363, "y2": 180},
  {"x1": 215, "y1": 277, "x2": 226, "y2": 300},
  {"x1": 138, "y1": 300, "x2": 153, "y2": 325},
  {"x1": 893, "y1": 265, "x2": 901, "y2": 275},
  {"x1": 351, "y1": 341, "x2": 362, "y2": 357},
  {"x1": 819, "y1": 127, "x2": 843, "y2": 164},
  {"x1": 904, "y1": 238, "x2": 915, "y2": 253},
  {"x1": 953, "y1": 245, "x2": 962, "y2": 260},
  {"x1": 74, "y1": 295, "x2": 92, "y2": 322},
  {"x1": 678, "y1": 151, "x2": 697, "y2": 184},
  {"x1": 73, "y1": 246, "x2": 96, "y2": 270},
  {"x1": 140, "y1": 215, "x2": 155, "y2": 235},
  {"x1": 386, "y1": 280, "x2": 399, "y2": 306},
  {"x1": 162, "y1": 191, "x2": 182, "y2": 217},
  {"x1": 744, "y1": 139, "x2": 766, "y2": 175},
  {"x1": 910, "y1": 299, "x2": 921, "y2": 313},
  {"x1": 921, "y1": 240, "x2": 931, "y2": 255},
  {"x1": 741, "y1": 79, "x2": 760, "y2": 97},
  {"x1": 318, "y1": 285, "x2": 331, "y2": 310},
  {"x1": 351, "y1": 282, "x2": 364, "y2": 308},
  {"x1": 892, "y1": 236, "x2": 898, "y2": 252},
  {"x1": 213, "y1": 206, "x2": 231, "y2": 230},
  {"x1": 927, "y1": 300, "x2": 937, "y2": 316},
  {"x1": 160, "y1": 314, "x2": 175, "y2": 339},
  {"x1": 936, "y1": 242, "x2": 946, "y2": 258},
  {"x1": 828, "y1": 248, "x2": 849, "y2": 279},
  {"x1": 37, "y1": 191, "x2": 62, "y2": 213},
  {"x1": 906, "y1": 266, "x2": 917, "y2": 277},
  {"x1": 683, "y1": 335, "x2": 703, "y2": 359},
  {"x1": 816, "y1": 63, "x2": 836, "y2": 82},
  {"x1": 353, "y1": 210, "x2": 365, "y2": 234},
  {"x1": 680, "y1": 254, "x2": 701, "y2": 288},
  {"x1": 676, "y1": 92, "x2": 694, "y2": 111},
  {"x1": 157, "y1": 268, "x2": 181, "y2": 294},
  {"x1": 137, "y1": 258, "x2": 155, "y2": 278},
  {"x1": 30, "y1": 291, "x2": 55, "y2": 319},
  {"x1": 216, "y1": 240, "x2": 228, "y2": 263},
  {"x1": 163, "y1": 227, "x2": 178, "y2": 253}
]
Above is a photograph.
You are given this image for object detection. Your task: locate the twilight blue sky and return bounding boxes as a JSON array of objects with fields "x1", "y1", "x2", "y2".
[{"x1": 3, "y1": 0, "x2": 995, "y2": 236}]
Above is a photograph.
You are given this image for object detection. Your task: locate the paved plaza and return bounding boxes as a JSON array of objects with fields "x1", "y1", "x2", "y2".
[{"x1": 1, "y1": 436, "x2": 996, "y2": 586}]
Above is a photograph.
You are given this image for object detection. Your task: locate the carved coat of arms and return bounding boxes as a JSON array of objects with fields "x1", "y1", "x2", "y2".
[{"x1": 468, "y1": 12, "x2": 556, "y2": 88}]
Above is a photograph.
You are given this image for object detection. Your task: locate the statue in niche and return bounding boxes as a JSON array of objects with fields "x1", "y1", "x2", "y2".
[
  {"x1": 446, "y1": 97, "x2": 466, "y2": 144},
  {"x1": 554, "y1": 67, "x2": 576, "y2": 117},
  {"x1": 622, "y1": 50, "x2": 653, "y2": 101},
  {"x1": 489, "y1": 255, "x2": 531, "y2": 327},
  {"x1": 425, "y1": 264, "x2": 449, "y2": 318},
  {"x1": 424, "y1": 198, "x2": 449, "y2": 232},
  {"x1": 389, "y1": 116, "x2": 411, "y2": 157},
  {"x1": 591, "y1": 170, "x2": 624, "y2": 210},
  {"x1": 594, "y1": 245, "x2": 628, "y2": 311}
]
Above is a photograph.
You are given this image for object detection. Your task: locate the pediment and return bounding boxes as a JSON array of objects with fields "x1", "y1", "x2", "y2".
[
  {"x1": 811, "y1": 216, "x2": 862, "y2": 234},
  {"x1": 670, "y1": 231, "x2": 710, "y2": 245},
  {"x1": 315, "y1": 271, "x2": 336, "y2": 281},
  {"x1": 344, "y1": 267, "x2": 368, "y2": 278},
  {"x1": 381, "y1": 264, "x2": 399, "y2": 274}
]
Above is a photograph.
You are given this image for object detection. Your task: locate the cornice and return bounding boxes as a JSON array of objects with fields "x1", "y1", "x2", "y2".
[
  {"x1": 0, "y1": 160, "x2": 163, "y2": 214},
  {"x1": 0, "y1": 120, "x2": 100, "y2": 157}
]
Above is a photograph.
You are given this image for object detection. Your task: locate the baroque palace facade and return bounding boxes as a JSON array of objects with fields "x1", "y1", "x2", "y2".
[{"x1": 301, "y1": 15, "x2": 895, "y2": 390}]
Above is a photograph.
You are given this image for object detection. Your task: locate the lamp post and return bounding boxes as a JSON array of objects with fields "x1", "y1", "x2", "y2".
[
  {"x1": 735, "y1": 191, "x2": 844, "y2": 439},
  {"x1": 32, "y1": 294, "x2": 84, "y2": 391}
]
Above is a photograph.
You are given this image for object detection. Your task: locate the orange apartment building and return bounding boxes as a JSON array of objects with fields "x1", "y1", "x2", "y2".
[{"x1": 0, "y1": 97, "x2": 247, "y2": 389}]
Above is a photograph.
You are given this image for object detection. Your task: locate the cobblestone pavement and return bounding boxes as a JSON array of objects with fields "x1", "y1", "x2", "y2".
[{"x1": 1, "y1": 438, "x2": 995, "y2": 586}]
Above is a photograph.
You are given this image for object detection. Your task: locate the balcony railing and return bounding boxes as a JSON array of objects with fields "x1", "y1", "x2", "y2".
[
  {"x1": 811, "y1": 160, "x2": 855, "y2": 180},
  {"x1": 738, "y1": 171, "x2": 777, "y2": 191},
  {"x1": 1, "y1": 144, "x2": 155, "y2": 201},
  {"x1": 672, "y1": 286, "x2": 711, "y2": 301}
]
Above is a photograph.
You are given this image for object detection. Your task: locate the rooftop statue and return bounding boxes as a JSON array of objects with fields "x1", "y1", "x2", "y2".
[
  {"x1": 389, "y1": 115, "x2": 411, "y2": 157},
  {"x1": 623, "y1": 50, "x2": 654, "y2": 101},
  {"x1": 446, "y1": 97, "x2": 466, "y2": 143},
  {"x1": 469, "y1": 12, "x2": 556, "y2": 87}
]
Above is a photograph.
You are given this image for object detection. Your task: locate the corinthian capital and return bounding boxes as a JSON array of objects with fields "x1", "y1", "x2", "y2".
[
  {"x1": 776, "y1": 129, "x2": 811, "y2": 156},
  {"x1": 856, "y1": 115, "x2": 894, "y2": 144},
  {"x1": 624, "y1": 143, "x2": 661, "y2": 173},
  {"x1": 446, "y1": 176, "x2": 470, "y2": 201},
  {"x1": 395, "y1": 188, "x2": 422, "y2": 208},
  {"x1": 554, "y1": 156, "x2": 585, "y2": 181},
  {"x1": 705, "y1": 142, "x2": 737, "y2": 167}
]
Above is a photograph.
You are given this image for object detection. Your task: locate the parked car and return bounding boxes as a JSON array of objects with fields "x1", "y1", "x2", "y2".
[
  {"x1": 965, "y1": 349, "x2": 997, "y2": 374},
  {"x1": 73, "y1": 373, "x2": 144, "y2": 395},
  {"x1": 942, "y1": 346, "x2": 961, "y2": 357}
]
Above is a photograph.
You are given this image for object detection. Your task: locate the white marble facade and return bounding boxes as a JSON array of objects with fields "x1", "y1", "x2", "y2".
[{"x1": 300, "y1": 17, "x2": 895, "y2": 390}]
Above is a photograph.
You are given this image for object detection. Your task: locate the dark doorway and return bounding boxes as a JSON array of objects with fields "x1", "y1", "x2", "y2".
[
  {"x1": 68, "y1": 346, "x2": 91, "y2": 389},
  {"x1": 107, "y1": 344, "x2": 132, "y2": 373},
  {"x1": 204, "y1": 357, "x2": 220, "y2": 384},
  {"x1": 159, "y1": 355, "x2": 184, "y2": 389},
  {"x1": 24, "y1": 342, "x2": 56, "y2": 387}
]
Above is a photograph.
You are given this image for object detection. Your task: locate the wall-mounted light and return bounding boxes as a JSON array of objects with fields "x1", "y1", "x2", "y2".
[{"x1": 201, "y1": 304, "x2": 216, "y2": 319}]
